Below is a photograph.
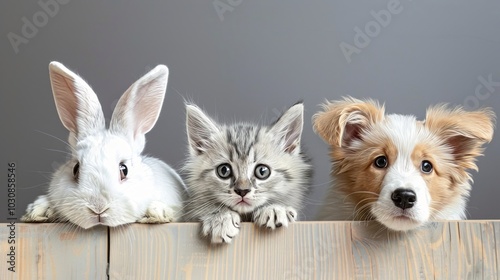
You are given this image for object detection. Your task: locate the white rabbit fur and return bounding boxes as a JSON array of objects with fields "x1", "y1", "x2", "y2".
[{"x1": 21, "y1": 62, "x2": 186, "y2": 229}]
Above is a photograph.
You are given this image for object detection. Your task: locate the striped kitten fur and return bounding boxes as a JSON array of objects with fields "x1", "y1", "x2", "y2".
[{"x1": 182, "y1": 103, "x2": 312, "y2": 244}]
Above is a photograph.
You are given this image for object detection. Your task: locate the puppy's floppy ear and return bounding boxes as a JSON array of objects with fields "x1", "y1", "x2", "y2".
[
  {"x1": 312, "y1": 97, "x2": 385, "y2": 147},
  {"x1": 425, "y1": 105, "x2": 496, "y2": 170}
]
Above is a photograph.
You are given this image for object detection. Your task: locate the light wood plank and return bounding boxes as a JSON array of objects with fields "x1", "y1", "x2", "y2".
[
  {"x1": 109, "y1": 221, "x2": 500, "y2": 280},
  {"x1": 351, "y1": 222, "x2": 434, "y2": 279},
  {"x1": 481, "y1": 221, "x2": 499, "y2": 279},
  {"x1": 109, "y1": 222, "x2": 359, "y2": 280},
  {"x1": 0, "y1": 223, "x2": 108, "y2": 280},
  {"x1": 494, "y1": 222, "x2": 500, "y2": 279},
  {"x1": 457, "y1": 221, "x2": 483, "y2": 279},
  {"x1": 349, "y1": 221, "x2": 499, "y2": 280},
  {"x1": 2, "y1": 221, "x2": 499, "y2": 279}
]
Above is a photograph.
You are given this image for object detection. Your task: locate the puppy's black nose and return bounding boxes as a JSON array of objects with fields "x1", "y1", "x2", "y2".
[
  {"x1": 391, "y1": 189, "x2": 416, "y2": 209},
  {"x1": 234, "y1": 188, "x2": 250, "y2": 197}
]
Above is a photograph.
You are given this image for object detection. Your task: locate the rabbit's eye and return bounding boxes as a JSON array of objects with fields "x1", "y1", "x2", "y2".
[
  {"x1": 119, "y1": 163, "x2": 128, "y2": 180},
  {"x1": 73, "y1": 162, "x2": 80, "y2": 181}
]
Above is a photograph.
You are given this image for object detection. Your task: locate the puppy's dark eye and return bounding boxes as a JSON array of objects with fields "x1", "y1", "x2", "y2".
[
  {"x1": 73, "y1": 162, "x2": 80, "y2": 181},
  {"x1": 254, "y1": 164, "x2": 271, "y2": 180},
  {"x1": 216, "y1": 164, "x2": 232, "y2": 179},
  {"x1": 374, "y1": 156, "x2": 388, "y2": 168},
  {"x1": 421, "y1": 160, "x2": 433, "y2": 173},
  {"x1": 119, "y1": 163, "x2": 128, "y2": 180}
]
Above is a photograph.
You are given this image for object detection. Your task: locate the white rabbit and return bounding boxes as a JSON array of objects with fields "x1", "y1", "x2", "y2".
[{"x1": 21, "y1": 62, "x2": 186, "y2": 229}]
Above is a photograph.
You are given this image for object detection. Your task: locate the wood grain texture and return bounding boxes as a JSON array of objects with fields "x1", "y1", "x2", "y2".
[
  {"x1": 0, "y1": 223, "x2": 107, "y2": 280},
  {"x1": 108, "y1": 221, "x2": 500, "y2": 280},
  {"x1": 1, "y1": 221, "x2": 499, "y2": 279}
]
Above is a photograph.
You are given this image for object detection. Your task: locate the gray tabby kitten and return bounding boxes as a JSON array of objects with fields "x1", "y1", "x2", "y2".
[{"x1": 183, "y1": 103, "x2": 312, "y2": 244}]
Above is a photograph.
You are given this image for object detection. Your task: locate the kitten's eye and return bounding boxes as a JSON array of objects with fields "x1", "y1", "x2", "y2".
[
  {"x1": 254, "y1": 164, "x2": 271, "y2": 180},
  {"x1": 119, "y1": 163, "x2": 128, "y2": 180},
  {"x1": 216, "y1": 164, "x2": 232, "y2": 179},
  {"x1": 73, "y1": 162, "x2": 80, "y2": 181},
  {"x1": 374, "y1": 156, "x2": 388, "y2": 169},
  {"x1": 421, "y1": 160, "x2": 433, "y2": 173}
]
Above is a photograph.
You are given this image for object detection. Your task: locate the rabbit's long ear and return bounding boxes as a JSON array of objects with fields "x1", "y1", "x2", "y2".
[
  {"x1": 49, "y1": 62, "x2": 105, "y2": 139},
  {"x1": 110, "y1": 65, "x2": 168, "y2": 152}
]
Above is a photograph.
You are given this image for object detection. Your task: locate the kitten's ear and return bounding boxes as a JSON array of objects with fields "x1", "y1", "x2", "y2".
[
  {"x1": 425, "y1": 105, "x2": 495, "y2": 171},
  {"x1": 269, "y1": 103, "x2": 304, "y2": 154},
  {"x1": 186, "y1": 104, "x2": 220, "y2": 155},
  {"x1": 312, "y1": 97, "x2": 384, "y2": 147}
]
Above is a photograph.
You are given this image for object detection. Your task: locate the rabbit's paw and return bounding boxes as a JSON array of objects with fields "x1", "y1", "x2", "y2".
[
  {"x1": 21, "y1": 195, "x2": 55, "y2": 222},
  {"x1": 138, "y1": 201, "x2": 177, "y2": 223},
  {"x1": 253, "y1": 204, "x2": 297, "y2": 229},
  {"x1": 201, "y1": 210, "x2": 241, "y2": 244}
]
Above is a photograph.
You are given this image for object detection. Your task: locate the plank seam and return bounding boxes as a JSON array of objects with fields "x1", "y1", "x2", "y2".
[{"x1": 107, "y1": 227, "x2": 110, "y2": 280}]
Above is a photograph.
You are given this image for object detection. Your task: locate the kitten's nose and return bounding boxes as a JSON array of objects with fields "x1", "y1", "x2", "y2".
[
  {"x1": 391, "y1": 188, "x2": 416, "y2": 209},
  {"x1": 234, "y1": 188, "x2": 250, "y2": 197}
]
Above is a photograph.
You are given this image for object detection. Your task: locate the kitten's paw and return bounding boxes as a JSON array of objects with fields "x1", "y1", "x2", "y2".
[
  {"x1": 138, "y1": 201, "x2": 177, "y2": 223},
  {"x1": 254, "y1": 205, "x2": 297, "y2": 230},
  {"x1": 21, "y1": 195, "x2": 55, "y2": 222},
  {"x1": 201, "y1": 210, "x2": 241, "y2": 244}
]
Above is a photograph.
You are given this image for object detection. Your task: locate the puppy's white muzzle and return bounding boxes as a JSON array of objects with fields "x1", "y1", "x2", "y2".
[{"x1": 373, "y1": 168, "x2": 431, "y2": 231}]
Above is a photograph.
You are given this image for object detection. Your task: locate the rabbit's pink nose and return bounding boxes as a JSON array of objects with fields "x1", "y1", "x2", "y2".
[
  {"x1": 88, "y1": 206, "x2": 109, "y2": 215},
  {"x1": 88, "y1": 207, "x2": 109, "y2": 224}
]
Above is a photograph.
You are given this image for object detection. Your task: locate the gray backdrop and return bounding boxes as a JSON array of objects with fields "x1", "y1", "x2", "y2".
[{"x1": 2, "y1": 0, "x2": 500, "y2": 222}]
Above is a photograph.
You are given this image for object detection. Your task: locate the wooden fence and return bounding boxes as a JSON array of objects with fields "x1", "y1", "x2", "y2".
[{"x1": 1, "y1": 221, "x2": 499, "y2": 279}]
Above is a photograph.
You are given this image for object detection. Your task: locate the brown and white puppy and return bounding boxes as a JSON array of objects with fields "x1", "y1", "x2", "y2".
[{"x1": 313, "y1": 97, "x2": 495, "y2": 231}]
